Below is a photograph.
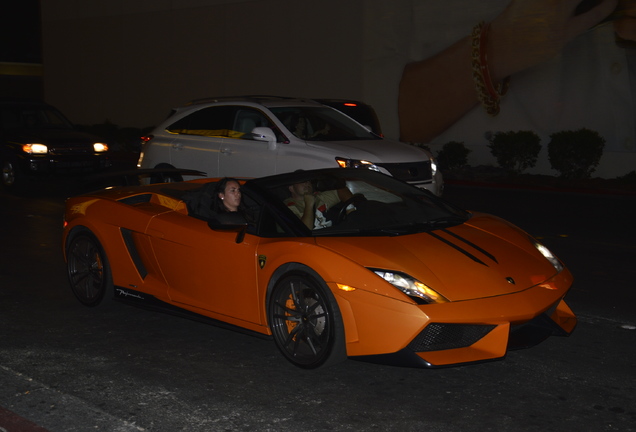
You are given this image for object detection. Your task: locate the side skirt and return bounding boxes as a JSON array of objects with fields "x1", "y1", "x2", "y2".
[{"x1": 113, "y1": 286, "x2": 271, "y2": 340}]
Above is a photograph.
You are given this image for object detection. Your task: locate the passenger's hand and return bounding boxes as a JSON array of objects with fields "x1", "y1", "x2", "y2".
[
  {"x1": 614, "y1": 0, "x2": 636, "y2": 42},
  {"x1": 303, "y1": 193, "x2": 315, "y2": 208},
  {"x1": 489, "y1": 0, "x2": 618, "y2": 81}
]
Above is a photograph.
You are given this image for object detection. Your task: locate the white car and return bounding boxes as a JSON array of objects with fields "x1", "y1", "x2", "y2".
[{"x1": 138, "y1": 96, "x2": 443, "y2": 195}]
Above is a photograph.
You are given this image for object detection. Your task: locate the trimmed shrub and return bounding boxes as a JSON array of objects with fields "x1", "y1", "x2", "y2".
[
  {"x1": 437, "y1": 141, "x2": 471, "y2": 170},
  {"x1": 488, "y1": 130, "x2": 541, "y2": 174},
  {"x1": 547, "y1": 129, "x2": 605, "y2": 179}
]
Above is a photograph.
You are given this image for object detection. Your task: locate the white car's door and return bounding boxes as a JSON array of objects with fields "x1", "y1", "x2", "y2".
[
  {"x1": 218, "y1": 107, "x2": 278, "y2": 178},
  {"x1": 164, "y1": 105, "x2": 249, "y2": 178},
  {"x1": 217, "y1": 137, "x2": 277, "y2": 178},
  {"x1": 169, "y1": 133, "x2": 221, "y2": 177}
]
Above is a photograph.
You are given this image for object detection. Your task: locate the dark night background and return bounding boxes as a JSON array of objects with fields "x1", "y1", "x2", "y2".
[{"x1": 0, "y1": 0, "x2": 41, "y2": 64}]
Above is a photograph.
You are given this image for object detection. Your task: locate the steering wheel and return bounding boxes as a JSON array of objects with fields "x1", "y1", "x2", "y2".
[{"x1": 335, "y1": 194, "x2": 367, "y2": 223}]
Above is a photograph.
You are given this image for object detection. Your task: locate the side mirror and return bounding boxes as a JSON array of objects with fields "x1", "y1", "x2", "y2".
[
  {"x1": 251, "y1": 127, "x2": 277, "y2": 150},
  {"x1": 208, "y1": 213, "x2": 249, "y2": 243}
]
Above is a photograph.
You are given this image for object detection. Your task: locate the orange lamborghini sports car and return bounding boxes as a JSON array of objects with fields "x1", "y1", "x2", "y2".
[{"x1": 62, "y1": 168, "x2": 576, "y2": 369}]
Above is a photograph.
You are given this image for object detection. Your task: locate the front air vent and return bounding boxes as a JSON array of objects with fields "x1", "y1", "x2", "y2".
[{"x1": 407, "y1": 323, "x2": 496, "y2": 352}]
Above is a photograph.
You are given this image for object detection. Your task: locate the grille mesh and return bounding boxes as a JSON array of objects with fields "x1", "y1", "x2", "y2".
[
  {"x1": 376, "y1": 161, "x2": 433, "y2": 182},
  {"x1": 407, "y1": 323, "x2": 496, "y2": 352}
]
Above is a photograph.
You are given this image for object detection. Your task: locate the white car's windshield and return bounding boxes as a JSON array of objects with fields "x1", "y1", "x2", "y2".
[{"x1": 270, "y1": 106, "x2": 381, "y2": 141}]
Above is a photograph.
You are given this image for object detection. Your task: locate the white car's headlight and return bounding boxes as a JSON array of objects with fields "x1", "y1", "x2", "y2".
[
  {"x1": 533, "y1": 240, "x2": 564, "y2": 272},
  {"x1": 430, "y1": 157, "x2": 438, "y2": 176},
  {"x1": 335, "y1": 157, "x2": 380, "y2": 172},
  {"x1": 370, "y1": 268, "x2": 448, "y2": 304}
]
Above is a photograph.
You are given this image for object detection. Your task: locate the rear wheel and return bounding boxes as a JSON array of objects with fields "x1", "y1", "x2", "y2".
[
  {"x1": 66, "y1": 231, "x2": 114, "y2": 307},
  {"x1": 268, "y1": 271, "x2": 346, "y2": 369}
]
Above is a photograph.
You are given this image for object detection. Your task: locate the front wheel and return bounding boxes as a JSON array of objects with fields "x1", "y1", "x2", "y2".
[
  {"x1": 66, "y1": 231, "x2": 114, "y2": 307},
  {"x1": 1, "y1": 158, "x2": 23, "y2": 189},
  {"x1": 268, "y1": 271, "x2": 346, "y2": 369}
]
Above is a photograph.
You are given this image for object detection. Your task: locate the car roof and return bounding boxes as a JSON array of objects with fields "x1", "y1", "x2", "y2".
[{"x1": 184, "y1": 95, "x2": 324, "y2": 109}]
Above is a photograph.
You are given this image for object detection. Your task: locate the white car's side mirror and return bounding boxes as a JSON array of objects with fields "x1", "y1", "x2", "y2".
[{"x1": 251, "y1": 127, "x2": 277, "y2": 150}]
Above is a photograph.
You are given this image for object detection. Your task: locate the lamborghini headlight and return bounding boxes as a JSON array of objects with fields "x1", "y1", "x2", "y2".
[
  {"x1": 370, "y1": 268, "x2": 448, "y2": 304},
  {"x1": 533, "y1": 240, "x2": 563, "y2": 272}
]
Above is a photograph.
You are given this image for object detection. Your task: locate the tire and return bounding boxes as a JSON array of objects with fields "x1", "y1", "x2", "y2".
[
  {"x1": 1, "y1": 158, "x2": 22, "y2": 190},
  {"x1": 66, "y1": 231, "x2": 114, "y2": 307},
  {"x1": 268, "y1": 271, "x2": 347, "y2": 369},
  {"x1": 150, "y1": 163, "x2": 183, "y2": 184}
]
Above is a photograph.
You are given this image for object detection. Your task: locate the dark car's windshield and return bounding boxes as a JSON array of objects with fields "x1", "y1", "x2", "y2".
[
  {"x1": 0, "y1": 105, "x2": 74, "y2": 130},
  {"x1": 250, "y1": 168, "x2": 469, "y2": 237},
  {"x1": 269, "y1": 106, "x2": 381, "y2": 142}
]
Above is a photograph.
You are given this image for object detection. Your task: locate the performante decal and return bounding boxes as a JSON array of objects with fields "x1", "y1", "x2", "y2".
[
  {"x1": 440, "y1": 228, "x2": 498, "y2": 264},
  {"x1": 425, "y1": 231, "x2": 488, "y2": 266},
  {"x1": 115, "y1": 288, "x2": 145, "y2": 299},
  {"x1": 258, "y1": 255, "x2": 267, "y2": 269}
]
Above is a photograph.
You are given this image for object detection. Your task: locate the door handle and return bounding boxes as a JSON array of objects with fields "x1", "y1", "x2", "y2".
[
  {"x1": 221, "y1": 147, "x2": 232, "y2": 154},
  {"x1": 172, "y1": 142, "x2": 183, "y2": 150}
]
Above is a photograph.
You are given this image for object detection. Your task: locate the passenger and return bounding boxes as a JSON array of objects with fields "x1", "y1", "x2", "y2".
[{"x1": 284, "y1": 179, "x2": 353, "y2": 230}]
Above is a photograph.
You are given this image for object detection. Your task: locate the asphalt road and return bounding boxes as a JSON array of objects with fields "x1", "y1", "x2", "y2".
[{"x1": 1, "y1": 176, "x2": 635, "y2": 432}]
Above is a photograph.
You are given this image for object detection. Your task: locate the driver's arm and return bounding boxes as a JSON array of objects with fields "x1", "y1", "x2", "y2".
[{"x1": 300, "y1": 193, "x2": 316, "y2": 229}]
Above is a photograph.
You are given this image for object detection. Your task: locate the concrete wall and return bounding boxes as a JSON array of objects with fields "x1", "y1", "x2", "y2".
[
  {"x1": 41, "y1": 0, "x2": 364, "y2": 129},
  {"x1": 40, "y1": 0, "x2": 636, "y2": 178}
]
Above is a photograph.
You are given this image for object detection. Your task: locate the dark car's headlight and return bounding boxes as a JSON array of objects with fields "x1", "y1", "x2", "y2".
[
  {"x1": 335, "y1": 157, "x2": 380, "y2": 171},
  {"x1": 532, "y1": 240, "x2": 564, "y2": 272},
  {"x1": 93, "y1": 143, "x2": 109, "y2": 152},
  {"x1": 370, "y1": 268, "x2": 448, "y2": 304},
  {"x1": 22, "y1": 143, "x2": 48, "y2": 154}
]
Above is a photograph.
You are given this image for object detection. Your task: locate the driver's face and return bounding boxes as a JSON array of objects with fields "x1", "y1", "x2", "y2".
[{"x1": 290, "y1": 180, "x2": 313, "y2": 196}]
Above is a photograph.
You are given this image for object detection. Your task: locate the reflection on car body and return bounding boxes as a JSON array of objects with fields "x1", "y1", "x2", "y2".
[{"x1": 63, "y1": 168, "x2": 575, "y2": 369}]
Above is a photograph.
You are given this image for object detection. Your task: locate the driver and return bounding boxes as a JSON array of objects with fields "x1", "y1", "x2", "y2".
[{"x1": 284, "y1": 179, "x2": 353, "y2": 230}]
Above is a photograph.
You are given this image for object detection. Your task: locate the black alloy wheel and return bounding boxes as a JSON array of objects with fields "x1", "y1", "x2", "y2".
[
  {"x1": 268, "y1": 272, "x2": 346, "y2": 369},
  {"x1": 66, "y1": 232, "x2": 114, "y2": 307}
]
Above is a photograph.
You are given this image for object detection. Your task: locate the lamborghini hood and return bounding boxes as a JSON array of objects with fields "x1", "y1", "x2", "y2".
[{"x1": 315, "y1": 213, "x2": 562, "y2": 302}]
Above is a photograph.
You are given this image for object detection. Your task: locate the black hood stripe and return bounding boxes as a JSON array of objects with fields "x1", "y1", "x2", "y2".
[
  {"x1": 441, "y1": 228, "x2": 499, "y2": 264},
  {"x1": 425, "y1": 231, "x2": 488, "y2": 266}
]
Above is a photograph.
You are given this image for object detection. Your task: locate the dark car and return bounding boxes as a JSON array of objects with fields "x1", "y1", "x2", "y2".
[{"x1": 0, "y1": 99, "x2": 111, "y2": 189}]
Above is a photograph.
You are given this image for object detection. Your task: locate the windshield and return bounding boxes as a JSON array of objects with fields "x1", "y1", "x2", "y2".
[
  {"x1": 269, "y1": 106, "x2": 381, "y2": 141},
  {"x1": 251, "y1": 168, "x2": 469, "y2": 237},
  {"x1": 0, "y1": 105, "x2": 74, "y2": 130}
]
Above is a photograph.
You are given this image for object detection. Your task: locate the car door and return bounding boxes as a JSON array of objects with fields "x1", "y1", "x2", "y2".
[
  {"x1": 145, "y1": 211, "x2": 262, "y2": 325},
  {"x1": 165, "y1": 106, "x2": 240, "y2": 177},
  {"x1": 217, "y1": 107, "x2": 278, "y2": 178}
]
